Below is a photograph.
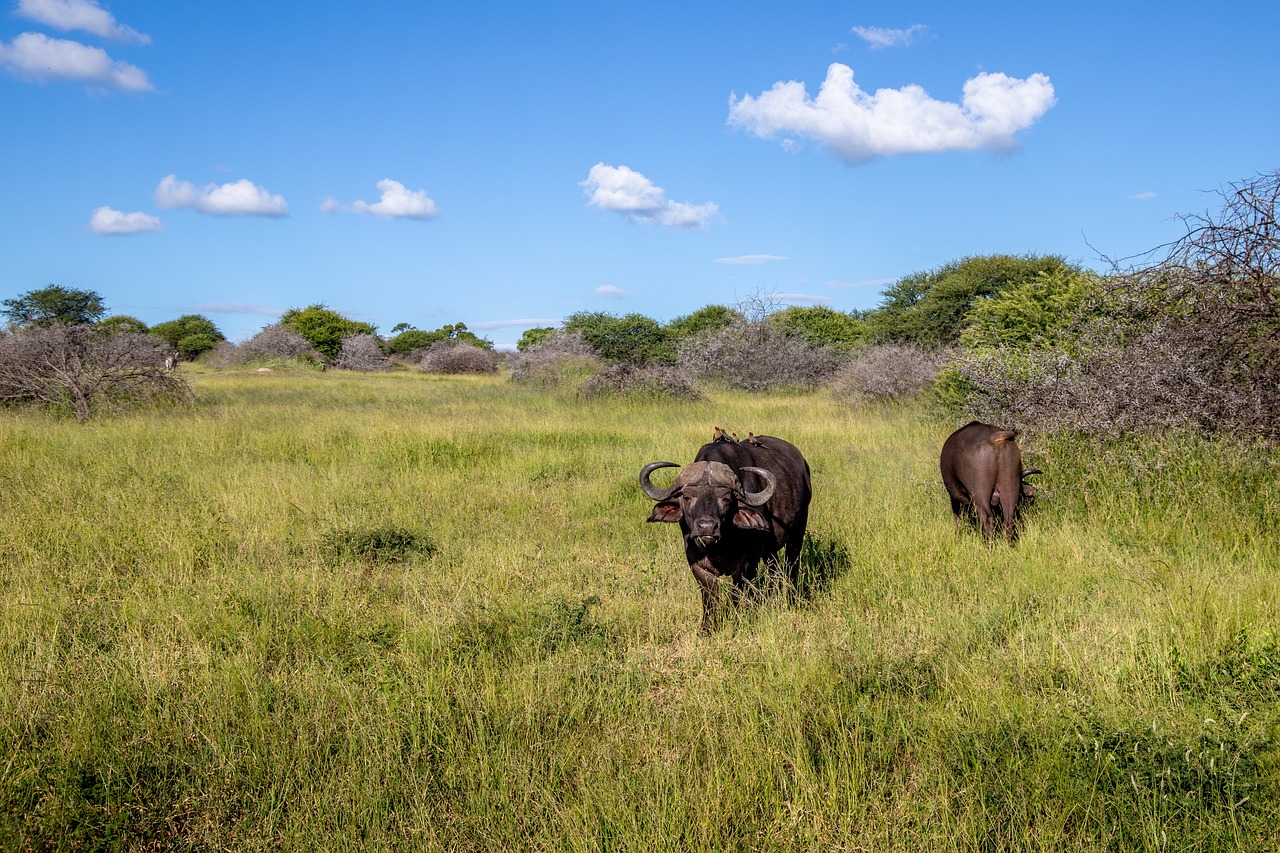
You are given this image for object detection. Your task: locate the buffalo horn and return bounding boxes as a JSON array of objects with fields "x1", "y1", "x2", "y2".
[
  {"x1": 639, "y1": 461, "x2": 681, "y2": 500},
  {"x1": 1022, "y1": 468, "x2": 1043, "y2": 479},
  {"x1": 737, "y1": 466, "x2": 776, "y2": 506}
]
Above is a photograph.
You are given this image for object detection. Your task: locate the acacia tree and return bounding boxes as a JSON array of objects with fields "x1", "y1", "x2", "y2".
[
  {"x1": 768, "y1": 305, "x2": 869, "y2": 351},
  {"x1": 279, "y1": 304, "x2": 376, "y2": 361},
  {"x1": 149, "y1": 314, "x2": 225, "y2": 359},
  {"x1": 867, "y1": 254, "x2": 1080, "y2": 346},
  {"x1": 2, "y1": 285, "x2": 105, "y2": 328},
  {"x1": 561, "y1": 311, "x2": 674, "y2": 364},
  {"x1": 664, "y1": 305, "x2": 742, "y2": 342},
  {"x1": 516, "y1": 326, "x2": 557, "y2": 352},
  {"x1": 97, "y1": 315, "x2": 149, "y2": 336},
  {"x1": 387, "y1": 321, "x2": 493, "y2": 354}
]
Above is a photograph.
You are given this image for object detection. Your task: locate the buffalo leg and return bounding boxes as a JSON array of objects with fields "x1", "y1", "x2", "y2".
[
  {"x1": 691, "y1": 563, "x2": 720, "y2": 633},
  {"x1": 996, "y1": 473, "x2": 1021, "y2": 541},
  {"x1": 972, "y1": 496, "x2": 998, "y2": 540},
  {"x1": 730, "y1": 559, "x2": 762, "y2": 609}
]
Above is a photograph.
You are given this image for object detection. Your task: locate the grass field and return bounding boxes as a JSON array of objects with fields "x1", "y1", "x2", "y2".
[{"x1": 2, "y1": 367, "x2": 1278, "y2": 851}]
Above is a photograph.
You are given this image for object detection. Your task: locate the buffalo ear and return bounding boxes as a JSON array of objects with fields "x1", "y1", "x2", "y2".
[
  {"x1": 648, "y1": 502, "x2": 682, "y2": 523},
  {"x1": 732, "y1": 507, "x2": 770, "y2": 531}
]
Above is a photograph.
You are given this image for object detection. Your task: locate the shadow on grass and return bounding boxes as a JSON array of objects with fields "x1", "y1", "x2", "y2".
[
  {"x1": 794, "y1": 533, "x2": 853, "y2": 603},
  {"x1": 726, "y1": 532, "x2": 853, "y2": 629}
]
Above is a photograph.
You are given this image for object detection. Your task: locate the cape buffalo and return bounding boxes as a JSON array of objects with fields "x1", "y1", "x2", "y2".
[
  {"x1": 640, "y1": 429, "x2": 811, "y2": 631},
  {"x1": 940, "y1": 421, "x2": 1040, "y2": 541}
]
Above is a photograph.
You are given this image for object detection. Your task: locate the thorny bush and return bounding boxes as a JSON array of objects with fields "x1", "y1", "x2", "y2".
[
  {"x1": 0, "y1": 325, "x2": 191, "y2": 420},
  {"x1": 413, "y1": 341, "x2": 499, "y2": 375},
  {"x1": 335, "y1": 334, "x2": 389, "y2": 372},
  {"x1": 955, "y1": 170, "x2": 1280, "y2": 440},
  {"x1": 675, "y1": 319, "x2": 846, "y2": 393}
]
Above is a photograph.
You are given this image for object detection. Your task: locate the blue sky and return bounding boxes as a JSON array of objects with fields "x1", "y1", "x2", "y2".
[{"x1": 3, "y1": 1, "x2": 1278, "y2": 348}]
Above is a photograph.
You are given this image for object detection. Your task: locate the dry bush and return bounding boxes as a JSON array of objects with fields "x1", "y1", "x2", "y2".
[
  {"x1": 335, "y1": 334, "x2": 388, "y2": 372},
  {"x1": 675, "y1": 319, "x2": 845, "y2": 392},
  {"x1": 957, "y1": 170, "x2": 1280, "y2": 440},
  {"x1": 579, "y1": 362, "x2": 702, "y2": 400},
  {"x1": 201, "y1": 340, "x2": 240, "y2": 368},
  {"x1": 507, "y1": 333, "x2": 602, "y2": 385},
  {"x1": 831, "y1": 344, "x2": 945, "y2": 403},
  {"x1": 234, "y1": 325, "x2": 325, "y2": 365},
  {"x1": 0, "y1": 325, "x2": 191, "y2": 420},
  {"x1": 415, "y1": 342, "x2": 499, "y2": 375},
  {"x1": 956, "y1": 320, "x2": 1278, "y2": 438}
]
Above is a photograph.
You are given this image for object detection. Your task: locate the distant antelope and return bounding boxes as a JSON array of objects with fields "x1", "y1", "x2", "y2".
[{"x1": 164, "y1": 351, "x2": 179, "y2": 371}]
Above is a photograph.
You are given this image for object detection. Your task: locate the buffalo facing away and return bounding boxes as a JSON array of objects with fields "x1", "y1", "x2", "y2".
[
  {"x1": 940, "y1": 421, "x2": 1041, "y2": 541},
  {"x1": 640, "y1": 429, "x2": 812, "y2": 632}
]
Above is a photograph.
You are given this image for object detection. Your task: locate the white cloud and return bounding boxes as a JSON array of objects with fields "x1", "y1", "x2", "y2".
[
  {"x1": 88, "y1": 206, "x2": 161, "y2": 235},
  {"x1": 0, "y1": 32, "x2": 151, "y2": 91},
  {"x1": 715, "y1": 254, "x2": 788, "y2": 265},
  {"x1": 828, "y1": 277, "x2": 894, "y2": 289},
  {"x1": 195, "y1": 303, "x2": 284, "y2": 317},
  {"x1": 16, "y1": 0, "x2": 150, "y2": 43},
  {"x1": 155, "y1": 174, "x2": 288, "y2": 217},
  {"x1": 776, "y1": 293, "x2": 830, "y2": 305},
  {"x1": 851, "y1": 24, "x2": 927, "y2": 50},
  {"x1": 595, "y1": 285, "x2": 629, "y2": 299},
  {"x1": 1132, "y1": 191, "x2": 1157, "y2": 201},
  {"x1": 326, "y1": 179, "x2": 438, "y2": 219},
  {"x1": 581, "y1": 163, "x2": 719, "y2": 229},
  {"x1": 470, "y1": 318, "x2": 561, "y2": 330},
  {"x1": 728, "y1": 63, "x2": 1056, "y2": 164}
]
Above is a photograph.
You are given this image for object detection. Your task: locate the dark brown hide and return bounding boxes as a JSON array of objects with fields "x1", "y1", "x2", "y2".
[
  {"x1": 940, "y1": 421, "x2": 1039, "y2": 541},
  {"x1": 641, "y1": 434, "x2": 811, "y2": 632}
]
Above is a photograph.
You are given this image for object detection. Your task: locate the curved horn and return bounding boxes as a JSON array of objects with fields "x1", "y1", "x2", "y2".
[
  {"x1": 1021, "y1": 468, "x2": 1043, "y2": 479},
  {"x1": 639, "y1": 461, "x2": 681, "y2": 501},
  {"x1": 737, "y1": 466, "x2": 776, "y2": 506}
]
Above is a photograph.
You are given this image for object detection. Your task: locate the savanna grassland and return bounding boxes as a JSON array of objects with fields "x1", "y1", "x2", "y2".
[{"x1": 2, "y1": 368, "x2": 1278, "y2": 851}]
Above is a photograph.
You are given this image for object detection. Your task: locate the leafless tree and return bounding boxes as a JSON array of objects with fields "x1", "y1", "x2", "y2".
[
  {"x1": 0, "y1": 325, "x2": 191, "y2": 420},
  {"x1": 506, "y1": 333, "x2": 601, "y2": 385},
  {"x1": 579, "y1": 362, "x2": 702, "y2": 399},
  {"x1": 832, "y1": 344, "x2": 946, "y2": 404},
  {"x1": 958, "y1": 170, "x2": 1280, "y2": 439},
  {"x1": 335, "y1": 333, "x2": 388, "y2": 371},
  {"x1": 414, "y1": 341, "x2": 499, "y2": 374},
  {"x1": 234, "y1": 324, "x2": 324, "y2": 364},
  {"x1": 675, "y1": 318, "x2": 845, "y2": 392},
  {"x1": 1091, "y1": 171, "x2": 1280, "y2": 437}
]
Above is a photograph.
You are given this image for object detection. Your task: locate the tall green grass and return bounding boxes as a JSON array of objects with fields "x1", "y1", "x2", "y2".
[{"x1": 2, "y1": 369, "x2": 1277, "y2": 850}]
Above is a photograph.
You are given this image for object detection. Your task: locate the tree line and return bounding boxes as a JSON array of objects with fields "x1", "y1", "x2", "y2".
[{"x1": 3, "y1": 169, "x2": 1277, "y2": 438}]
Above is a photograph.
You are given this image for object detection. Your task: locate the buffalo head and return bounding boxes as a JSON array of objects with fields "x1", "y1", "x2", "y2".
[{"x1": 640, "y1": 460, "x2": 776, "y2": 551}]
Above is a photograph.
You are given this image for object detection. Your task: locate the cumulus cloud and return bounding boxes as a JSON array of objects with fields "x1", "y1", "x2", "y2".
[
  {"x1": 828, "y1": 277, "x2": 894, "y2": 289},
  {"x1": 88, "y1": 206, "x2": 161, "y2": 235},
  {"x1": 728, "y1": 63, "x2": 1056, "y2": 164},
  {"x1": 324, "y1": 179, "x2": 438, "y2": 219},
  {"x1": 851, "y1": 24, "x2": 927, "y2": 50},
  {"x1": 776, "y1": 293, "x2": 830, "y2": 305},
  {"x1": 581, "y1": 163, "x2": 719, "y2": 229},
  {"x1": 155, "y1": 174, "x2": 288, "y2": 217},
  {"x1": 715, "y1": 254, "x2": 788, "y2": 265},
  {"x1": 595, "y1": 285, "x2": 629, "y2": 299},
  {"x1": 471, "y1": 318, "x2": 562, "y2": 330},
  {"x1": 194, "y1": 303, "x2": 284, "y2": 317},
  {"x1": 0, "y1": 32, "x2": 151, "y2": 90},
  {"x1": 17, "y1": 0, "x2": 150, "y2": 43}
]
